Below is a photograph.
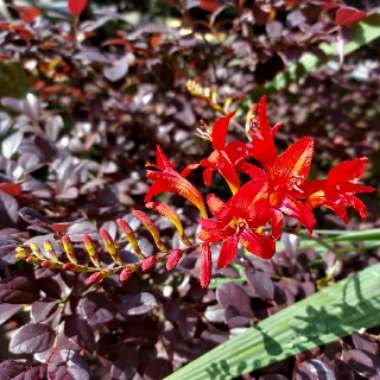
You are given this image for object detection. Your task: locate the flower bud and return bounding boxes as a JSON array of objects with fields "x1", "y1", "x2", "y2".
[
  {"x1": 99, "y1": 227, "x2": 122, "y2": 265},
  {"x1": 166, "y1": 249, "x2": 183, "y2": 271},
  {"x1": 15, "y1": 247, "x2": 27, "y2": 261},
  {"x1": 62, "y1": 235, "x2": 77, "y2": 264},
  {"x1": 83, "y1": 234, "x2": 100, "y2": 267},
  {"x1": 116, "y1": 218, "x2": 143, "y2": 258},
  {"x1": 86, "y1": 272, "x2": 104, "y2": 286},
  {"x1": 200, "y1": 243, "x2": 212, "y2": 289},
  {"x1": 142, "y1": 256, "x2": 157, "y2": 272},
  {"x1": 120, "y1": 267, "x2": 134, "y2": 282},
  {"x1": 43, "y1": 240, "x2": 57, "y2": 261},
  {"x1": 63, "y1": 262, "x2": 77, "y2": 271}
]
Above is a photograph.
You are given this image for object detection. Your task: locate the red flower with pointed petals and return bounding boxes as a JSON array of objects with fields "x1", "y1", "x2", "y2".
[
  {"x1": 248, "y1": 96, "x2": 281, "y2": 170},
  {"x1": 199, "y1": 178, "x2": 275, "y2": 267},
  {"x1": 304, "y1": 157, "x2": 375, "y2": 223},
  {"x1": 145, "y1": 146, "x2": 208, "y2": 218},
  {"x1": 197, "y1": 112, "x2": 246, "y2": 194}
]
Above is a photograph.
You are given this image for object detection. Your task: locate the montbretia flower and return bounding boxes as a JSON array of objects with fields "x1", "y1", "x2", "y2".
[
  {"x1": 303, "y1": 157, "x2": 375, "y2": 223},
  {"x1": 247, "y1": 96, "x2": 281, "y2": 171},
  {"x1": 265, "y1": 136, "x2": 316, "y2": 238},
  {"x1": 145, "y1": 145, "x2": 208, "y2": 218},
  {"x1": 199, "y1": 178, "x2": 275, "y2": 269},
  {"x1": 198, "y1": 112, "x2": 242, "y2": 194}
]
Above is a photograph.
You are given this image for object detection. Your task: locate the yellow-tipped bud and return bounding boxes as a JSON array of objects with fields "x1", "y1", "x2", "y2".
[
  {"x1": 15, "y1": 247, "x2": 27, "y2": 261},
  {"x1": 62, "y1": 235, "x2": 77, "y2": 264},
  {"x1": 43, "y1": 240, "x2": 57, "y2": 261},
  {"x1": 83, "y1": 234, "x2": 100, "y2": 267},
  {"x1": 99, "y1": 228, "x2": 122, "y2": 266}
]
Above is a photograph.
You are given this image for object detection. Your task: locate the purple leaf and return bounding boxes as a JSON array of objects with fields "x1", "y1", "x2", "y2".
[
  {"x1": 78, "y1": 292, "x2": 115, "y2": 327},
  {"x1": 0, "y1": 360, "x2": 45, "y2": 380},
  {"x1": 63, "y1": 315, "x2": 95, "y2": 351},
  {"x1": 0, "y1": 303, "x2": 21, "y2": 324},
  {"x1": 10, "y1": 323, "x2": 55, "y2": 354},
  {"x1": 352, "y1": 332, "x2": 379, "y2": 355},
  {"x1": 47, "y1": 349, "x2": 89, "y2": 380},
  {"x1": 216, "y1": 283, "x2": 253, "y2": 319},
  {"x1": 0, "y1": 191, "x2": 18, "y2": 225},
  {"x1": 31, "y1": 300, "x2": 59, "y2": 323},
  {"x1": 0, "y1": 276, "x2": 39, "y2": 304},
  {"x1": 2, "y1": 132, "x2": 23, "y2": 159},
  {"x1": 119, "y1": 292, "x2": 158, "y2": 316},
  {"x1": 246, "y1": 269, "x2": 275, "y2": 300},
  {"x1": 342, "y1": 349, "x2": 380, "y2": 378}
]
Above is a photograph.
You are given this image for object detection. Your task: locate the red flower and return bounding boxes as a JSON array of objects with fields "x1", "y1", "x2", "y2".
[
  {"x1": 304, "y1": 157, "x2": 375, "y2": 223},
  {"x1": 247, "y1": 96, "x2": 282, "y2": 171},
  {"x1": 199, "y1": 178, "x2": 275, "y2": 269},
  {"x1": 244, "y1": 136, "x2": 316, "y2": 238},
  {"x1": 145, "y1": 145, "x2": 208, "y2": 218},
  {"x1": 195, "y1": 112, "x2": 247, "y2": 194}
]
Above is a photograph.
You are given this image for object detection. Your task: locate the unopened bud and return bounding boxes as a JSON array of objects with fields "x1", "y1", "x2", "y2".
[
  {"x1": 99, "y1": 228, "x2": 122, "y2": 265},
  {"x1": 116, "y1": 218, "x2": 143, "y2": 258},
  {"x1": 142, "y1": 256, "x2": 157, "y2": 272},
  {"x1": 15, "y1": 247, "x2": 27, "y2": 261},
  {"x1": 166, "y1": 249, "x2": 183, "y2": 271},
  {"x1": 63, "y1": 262, "x2": 77, "y2": 271},
  {"x1": 43, "y1": 240, "x2": 57, "y2": 261},
  {"x1": 120, "y1": 267, "x2": 134, "y2": 282},
  {"x1": 83, "y1": 234, "x2": 100, "y2": 267},
  {"x1": 41, "y1": 260, "x2": 53, "y2": 268},
  {"x1": 62, "y1": 235, "x2": 77, "y2": 264},
  {"x1": 30, "y1": 243, "x2": 44, "y2": 259},
  {"x1": 86, "y1": 272, "x2": 104, "y2": 286}
]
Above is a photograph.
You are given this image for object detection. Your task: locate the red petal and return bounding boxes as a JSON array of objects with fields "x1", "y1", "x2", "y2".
[
  {"x1": 211, "y1": 112, "x2": 235, "y2": 150},
  {"x1": 146, "y1": 170, "x2": 207, "y2": 218},
  {"x1": 200, "y1": 243, "x2": 212, "y2": 288},
  {"x1": 155, "y1": 145, "x2": 173, "y2": 170},
  {"x1": 181, "y1": 163, "x2": 199, "y2": 178},
  {"x1": 271, "y1": 209, "x2": 284, "y2": 240},
  {"x1": 239, "y1": 162, "x2": 266, "y2": 180},
  {"x1": 326, "y1": 157, "x2": 368, "y2": 189},
  {"x1": 248, "y1": 96, "x2": 278, "y2": 168},
  {"x1": 271, "y1": 136, "x2": 314, "y2": 186},
  {"x1": 240, "y1": 230, "x2": 275, "y2": 259},
  {"x1": 203, "y1": 167, "x2": 214, "y2": 187},
  {"x1": 217, "y1": 236, "x2": 238, "y2": 269},
  {"x1": 206, "y1": 193, "x2": 225, "y2": 217},
  {"x1": 68, "y1": 0, "x2": 88, "y2": 17},
  {"x1": 198, "y1": 218, "x2": 232, "y2": 243},
  {"x1": 336, "y1": 7, "x2": 366, "y2": 26},
  {"x1": 281, "y1": 198, "x2": 316, "y2": 235}
]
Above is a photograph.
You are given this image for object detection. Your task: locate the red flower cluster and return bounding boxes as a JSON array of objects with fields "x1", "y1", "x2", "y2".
[{"x1": 144, "y1": 96, "x2": 375, "y2": 287}]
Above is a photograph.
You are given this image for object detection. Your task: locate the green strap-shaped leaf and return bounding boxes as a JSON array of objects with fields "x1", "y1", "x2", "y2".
[
  {"x1": 166, "y1": 262, "x2": 380, "y2": 380},
  {"x1": 238, "y1": 11, "x2": 380, "y2": 110}
]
